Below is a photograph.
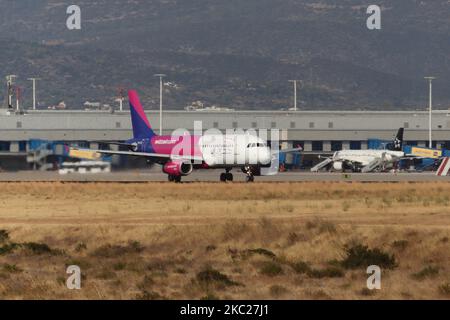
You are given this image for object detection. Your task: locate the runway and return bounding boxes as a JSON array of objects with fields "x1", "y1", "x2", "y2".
[{"x1": 0, "y1": 170, "x2": 449, "y2": 182}]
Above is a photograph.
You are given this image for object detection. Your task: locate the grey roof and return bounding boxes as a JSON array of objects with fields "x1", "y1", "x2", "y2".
[{"x1": 0, "y1": 108, "x2": 449, "y2": 141}]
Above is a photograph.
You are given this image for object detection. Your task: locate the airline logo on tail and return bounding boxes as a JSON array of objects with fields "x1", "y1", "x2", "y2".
[
  {"x1": 129, "y1": 90, "x2": 155, "y2": 139},
  {"x1": 436, "y1": 157, "x2": 450, "y2": 176},
  {"x1": 393, "y1": 128, "x2": 404, "y2": 151}
]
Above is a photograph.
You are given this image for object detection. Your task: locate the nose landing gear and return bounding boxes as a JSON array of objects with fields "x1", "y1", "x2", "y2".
[
  {"x1": 243, "y1": 166, "x2": 255, "y2": 183},
  {"x1": 168, "y1": 175, "x2": 182, "y2": 183}
]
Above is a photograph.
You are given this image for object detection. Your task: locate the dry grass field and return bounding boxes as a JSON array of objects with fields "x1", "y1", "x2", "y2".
[{"x1": 0, "y1": 181, "x2": 449, "y2": 300}]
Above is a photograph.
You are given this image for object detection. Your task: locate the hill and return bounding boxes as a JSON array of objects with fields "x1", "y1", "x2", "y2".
[{"x1": 0, "y1": 0, "x2": 449, "y2": 110}]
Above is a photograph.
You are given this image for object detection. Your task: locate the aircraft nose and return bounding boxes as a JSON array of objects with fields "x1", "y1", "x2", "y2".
[{"x1": 261, "y1": 148, "x2": 272, "y2": 164}]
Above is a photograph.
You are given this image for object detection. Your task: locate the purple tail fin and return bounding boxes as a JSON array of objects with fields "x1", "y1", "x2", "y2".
[{"x1": 128, "y1": 90, "x2": 156, "y2": 139}]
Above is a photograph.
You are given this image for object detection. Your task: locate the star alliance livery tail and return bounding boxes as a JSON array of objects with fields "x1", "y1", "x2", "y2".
[
  {"x1": 128, "y1": 90, "x2": 156, "y2": 139},
  {"x1": 387, "y1": 127, "x2": 404, "y2": 151}
]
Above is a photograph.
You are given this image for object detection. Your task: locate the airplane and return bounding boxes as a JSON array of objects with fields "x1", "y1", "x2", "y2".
[
  {"x1": 402, "y1": 145, "x2": 450, "y2": 176},
  {"x1": 436, "y1": 157, "x2": 450, "y2": 176},
  {"x1": 311, "y1": 128, "x2": 405, "y2": 173},
  {"x1": 70, "y1": 90, "x2": 301, "y2": 182}
]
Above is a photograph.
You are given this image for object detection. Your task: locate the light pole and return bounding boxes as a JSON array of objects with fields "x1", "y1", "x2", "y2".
[
  {"x1": 15, "y1": 86, "x2": 21, "y2": 111},
  {"x1": 154, "y1": 74, "x2": 166, "y2": 135},
  {"x1": 288, "y1": 80, "x2": 301, "y2": 111},
  {"x1": 425, "y1": 76, "x2": 436, "y2": 148},
  {"x1": 27, "y1": 77, "x2": 40, "y2": 110},
  {"x1": 5, "y1": 75, "x2": 17, "y2": 109},
  {"x1": 117, "y1": 87, "x2": 125, "y2": 111}
]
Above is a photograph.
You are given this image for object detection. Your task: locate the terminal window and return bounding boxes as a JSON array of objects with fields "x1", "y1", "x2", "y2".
[
  {"x1": 293, "y1": 141, "x2": 304, "y2": 149},
  {"x1": 328, "y1": 122, "x2": 334, "y2": 129},
  {"x1": 271, "y1": 122, "x2": 277, "y2": 128},
  {"x1": 0, "y1": 142, "x2": 11, "y2": 151},
  {"x1": 312, "y1": 141, "x2": 323, "y2": 151},
  {"x1": 290, "y1": 121, "x2": 296, "y2": 129},
  {"x1": 213, "y1": 122, "x2": 219, "y2": 128},
  {"x1": 309, "y1": 122, "x2": 315, "y2": 129},
  {"x1": 76, "y1": 141, "x2": 89, "y2": 148},
  {"x1": 331, "y1": 141, "x2": 342, "y2": 151},
  {"x1": 232, "y1": 122, "x2": 238, "y2": 128},
  {"x1": 350, "y1": 141, "x2": 362, "y2": 150},
  {"x1": 99, "y1": 143, "x2": 110, "y2": 150},
  {"x1": 16, "y1": 121, "x2": 22, "y2": 129},
  {"x1": 404, "y1": 122, "x2": 409, "y2": 129},
  {"x1": 251, "y1": 122, "x2": 257, "y2": 128},
  {"x1": 19, "y1": 141, "x2": 27, "y2": 152},
  {"x1": 116, "y1": 122, "x2": 121, "y2": 128}
]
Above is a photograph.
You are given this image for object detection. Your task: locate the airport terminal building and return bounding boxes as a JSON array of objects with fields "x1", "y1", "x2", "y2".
[{"x1": 1, "y1": 108, "x2": 449, "y2": 170}]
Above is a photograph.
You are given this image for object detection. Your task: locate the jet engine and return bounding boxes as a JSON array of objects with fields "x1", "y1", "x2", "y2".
[
  {"x1": 333, "y1": 161, "x2": 343, "y2": 171},
  {"x1": 163, "y1": 161, "x2": 193, "y2": 176}
]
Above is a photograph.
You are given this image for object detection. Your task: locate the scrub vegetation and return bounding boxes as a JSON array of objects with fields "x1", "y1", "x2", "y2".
[{"x1": 0, "y1": 182, "x2": 449, "y2": 299}]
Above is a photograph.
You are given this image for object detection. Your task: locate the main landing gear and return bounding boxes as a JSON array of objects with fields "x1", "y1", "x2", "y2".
[
  {"x1": 168, "y1": 175, "x2": 182, "y2": 183},
  {"x1": 220, "y1": 169, "x2": 234, "y2": 182}
]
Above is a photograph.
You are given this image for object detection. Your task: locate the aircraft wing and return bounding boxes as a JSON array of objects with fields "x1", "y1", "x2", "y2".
[
  {"x1": 69, "y1": 148, "x2": 203, "y2": 162},
  {"x1": 402, "y1": 154, "x2": 437, "y2": 160},
  {"x1": 303, "y1": 152, "x2": 335, "y2": 156},
  {"x1": 91, "y1": 141, "x2": 135, "y2": 148},
  {"x1": 272, "y1": 147, "x2": 303, "y2": 155}
]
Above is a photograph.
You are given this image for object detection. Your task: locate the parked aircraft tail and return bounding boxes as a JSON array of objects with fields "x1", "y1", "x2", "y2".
[
  {"x1": 387, "y1": 128, "x2": 404, "y2": 151},
  {"x1": 436, "y1": 157, "x2": 450, "y2": 176}
]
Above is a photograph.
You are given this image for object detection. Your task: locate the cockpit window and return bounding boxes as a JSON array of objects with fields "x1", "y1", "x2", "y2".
[{"x1": 247, "y1": 143, "x2": 267, "y2": 148}]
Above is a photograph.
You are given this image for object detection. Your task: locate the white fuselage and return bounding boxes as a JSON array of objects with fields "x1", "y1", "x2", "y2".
[
  {"x1": 334, "y1": 149, "x2": 404, "y2": 166},
  {"x1": 199, "y1": 134, "x2": 272, "y2": 167}
]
